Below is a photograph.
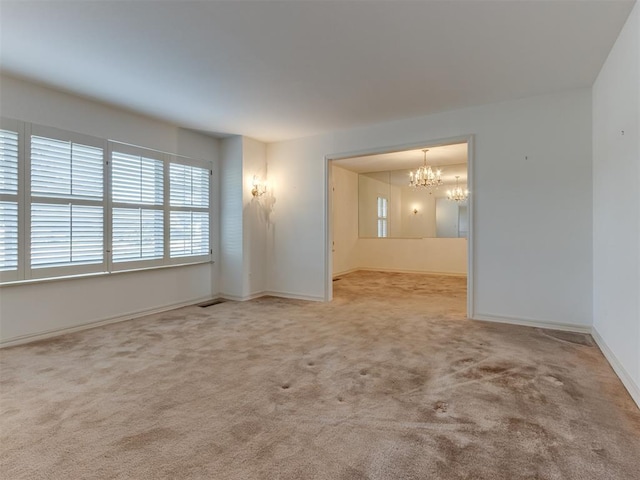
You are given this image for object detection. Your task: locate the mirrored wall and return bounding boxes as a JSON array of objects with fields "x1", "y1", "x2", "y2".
[{"x1": 357, "y1": 164, "x2": 468, "y2": 239}]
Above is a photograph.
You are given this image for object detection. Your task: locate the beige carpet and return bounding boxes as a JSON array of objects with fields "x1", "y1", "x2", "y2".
[{"x1": 1, "y1": 271, "x2": 639, "y2": 479}]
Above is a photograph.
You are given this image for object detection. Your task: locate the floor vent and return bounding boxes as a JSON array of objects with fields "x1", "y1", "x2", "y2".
[{"x1": 198, "y1": 299, "x2": 226, "y2": 308}]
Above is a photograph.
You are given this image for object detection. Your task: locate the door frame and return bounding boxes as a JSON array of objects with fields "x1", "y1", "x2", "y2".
[{"x1": 324, "y1": 134, "x2": 475, "y2": 318}]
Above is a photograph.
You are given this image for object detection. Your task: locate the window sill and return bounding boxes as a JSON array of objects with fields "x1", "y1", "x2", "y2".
[{"x1": 0, "y1": 260, "x2": 214, "y2": 288}]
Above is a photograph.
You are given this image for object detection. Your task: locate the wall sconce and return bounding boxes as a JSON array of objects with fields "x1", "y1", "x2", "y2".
[
  {"x1": 251, "y1": 175, "x2": 267, "y2": 197},
  {"x1": 413, "y1": 208, "x2": 418, "y2": 215}
]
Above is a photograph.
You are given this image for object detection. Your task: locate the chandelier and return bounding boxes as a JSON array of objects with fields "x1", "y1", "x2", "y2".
[
  {"x1": 409, "y1": 149, "x2": 443, "y2": 189},
  {"x1": 447, "y1": 175, "x2": 469, "y2": 202}
]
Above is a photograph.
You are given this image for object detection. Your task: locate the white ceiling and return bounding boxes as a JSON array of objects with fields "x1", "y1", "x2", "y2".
[
  {"x1": 342, "y1": 142, "x2": 468, "y2": 185},
  {"x1": 333, "y1": 143, "x2": 468, "y2": 173},
  {"x1": 0, "y1": 1, "x2": 634, "y2": 143}
]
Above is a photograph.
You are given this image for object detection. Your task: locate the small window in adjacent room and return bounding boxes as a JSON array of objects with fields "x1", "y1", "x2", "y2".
[{"x1": 377, "y1": 196, "x2": 388, "y2": 238}]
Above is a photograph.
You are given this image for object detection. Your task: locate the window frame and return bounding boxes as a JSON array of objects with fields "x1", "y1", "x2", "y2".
[
  {"x1": 108, "y1": 142, "x2": 167, "y2": 272},
  {"x1": 0, "y1": 118, "x2": 25, "y2": 283},
  {"x1": 0, "y1": 119, "x2": 213, "y2": 286},
  {"x1": 27, "y1": 124, "x2": 108, "y2": 280},
  {"x1": 377, "y1": 196, "x2": 388, "y2": 238},
  {"x1": 167, "y1": 156, "x2": 211, "y2": 265}
]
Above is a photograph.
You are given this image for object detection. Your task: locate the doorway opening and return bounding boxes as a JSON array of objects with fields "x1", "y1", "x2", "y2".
[{"x1": 324, "y1": 136, "x2": 474, "y2": 317}]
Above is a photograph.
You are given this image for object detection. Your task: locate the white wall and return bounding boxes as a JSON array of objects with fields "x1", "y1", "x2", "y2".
[
  {"x1": 0, "y1": 265, "x2": 212, "y2": 341},
  {"x1": 220, "y1": 136, "x2": 244, "y2": 298},
  {"x1": 358, "y1": 175, "x2": 469, "y2": 240},
  {"x1": 265, "y1": 135, "x2": 328, "y2": 300},
  {"x1": 592, "y1": 2, "x2": 640, "y2": 406},
  {"x1": 358, "y1": 174, "x2": 402, "y2": 237},
  {"x1": 436, "y1": 197, "x2": 461, "y2": 238},
  {"x1": 267, "y1": 89, "x2": 593, "y2": 326},
  {"x1": 0, "y1": 75, "x2": 217, "y2": 161},
  {"x1": 219, "y1": 136, "x2": 268, "y2": 299},
  {"x1": 400, "y1": 187, "x2": 437, "y2": 238},
  {"x1": 0, "y1": 75, "x2": 219, "y2": 343},
  {"x1": 242, "y1": 137, "x2": 268, "y2": 297},
  {"x1": 332, "y1": 166, "x2": 359, "y2": 276},
  {"x1": 356, "y1": 238, "x2": 467, "y2": 276}
]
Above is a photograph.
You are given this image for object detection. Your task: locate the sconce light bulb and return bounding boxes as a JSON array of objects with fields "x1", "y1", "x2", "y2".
[{"x1": 251, "y1": 175, "x2": 267, "y2": 197}]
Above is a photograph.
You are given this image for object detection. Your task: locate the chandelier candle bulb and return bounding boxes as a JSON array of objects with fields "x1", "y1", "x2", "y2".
[
  {"x1": 408, "y1": 149, "x2": 443, "y2": 189},
  {"x1": 446, "y1": 175, "x2": 469, "y2": 203}
]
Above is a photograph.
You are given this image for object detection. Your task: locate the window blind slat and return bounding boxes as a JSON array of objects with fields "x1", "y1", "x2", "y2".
[
  {"x1": 0, "y1": 201, "x2": 18, "y2": 271},
  {"x1": 0, "y1": 129, "x2": 19, "y2": 196},
  {"x1": 0, "y1": 128, "x2": 19, "y2": 272}
]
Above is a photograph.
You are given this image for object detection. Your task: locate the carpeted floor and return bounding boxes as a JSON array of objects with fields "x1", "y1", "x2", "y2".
[{"x1": 1, "y1": 271, "x2": 639, "y2": 479}]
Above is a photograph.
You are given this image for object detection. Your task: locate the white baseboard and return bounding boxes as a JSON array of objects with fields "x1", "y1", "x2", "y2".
[
  {"x1": 0, "y1": 296, "x2": 213, "y2": 348},
  {"x1": 332, "y1": 267, "x2": 359, "y2": 279},
  {"x1": 472, "y1": 313, "x2": 592, "y2": 334},
  {"x1": 262, "y1": 290, "x2": 325, "y2": 302},
  {"x1": 218, "y1": 291, "x2": 266, "y2": 302},
  {"x1": 355, "y1": 267, "x2": 467, "y2": 277},
  {"x1": 219, "y1": 290, "x2": 324, "y2": 302},
  {"x1": 591, "y1": 327, "x2": 640, "y2": 409}
]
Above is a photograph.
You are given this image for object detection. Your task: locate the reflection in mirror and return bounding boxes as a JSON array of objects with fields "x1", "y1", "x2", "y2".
[
  {"x1": 331, "y1": 142, "x2": 469, "y2": 239},
  {"x1": 358, "y1": 163, "x2": 468, "y2": 239}
]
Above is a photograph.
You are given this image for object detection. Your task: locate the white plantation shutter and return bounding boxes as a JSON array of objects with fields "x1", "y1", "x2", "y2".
[
  {"x1": 31, "y1": 137, "x2": 103, "y2": 199},
  {"x1": 192, "y1": 168, "x2": 209, "y2": 208},
  {"x1": 0, "y1": 127, "x2": 19, "y2": 277},
  {"x1": 170, "y1": 211, "x2": 209, "y2": 257},
  {"x1": 377, "y1": 219, "x2": 387, "y2": 238},
  {"x1": 377, "y1": 196, "x2": 388, "y2": 218},
  {"x1": 112, "y1": 152, "x2": 163, "y2": 205},
  {"x1": 169, "y1": 163, "x2": 209, "y2": 208},
  {"x1": 31, "y1": 203, "x2": 103, "y2": 268},
  {"x1": 377, "y1": 197, "x2": 388, "y2": 238},
  {"x1": 111, "y1": 147, "x2": 164, "y2": 268},
  {"x1": 112, "y1": 208, "x2": 163, "y2": 262},
  {"x1": 169, "y1": 162, "x2": 210, "y2": 259},
  {"x1": 28, "y1": 128, "x2": 105, "y2": 278},
  {"x1": 0, "y1": 120, "x2": 213, "y2": 284},
  {"x1": 0, "y1": 201, "x2": 18, "y2": 271},
  {"x1": 169, "y1": 163, "x2": 189, "y2": 207},
  {"x1": 0, "y1": 129, "x2": 19, "y2": 196}
]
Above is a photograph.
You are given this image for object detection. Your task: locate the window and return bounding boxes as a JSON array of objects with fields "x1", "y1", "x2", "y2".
[
  {"x1": 377, "y1": 196, "x2": 388, "y2": 238},
  {"x1": 0, "y1": 119, "x2": 212, "y2": 284},
  {"x1": 111, "y1": 148, "x2": 164, "y2": 268},
  {"x1": 169, "y1": 163, "x2": 210, "y2": 259},
  {"x1": 0, "y1": 123, "x2": 20, "y2": 281},
  {"x1": 28, "y1": 126, "x2": 105, "y2": 279}
]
